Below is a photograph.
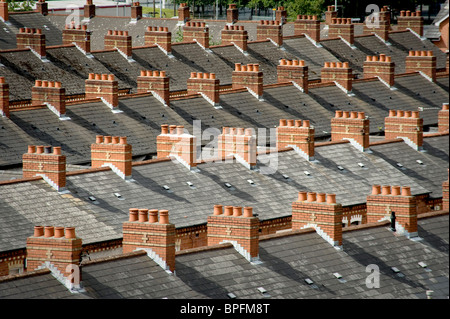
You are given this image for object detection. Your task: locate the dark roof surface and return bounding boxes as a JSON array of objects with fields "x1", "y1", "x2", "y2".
[
  {"x1": 0, "y1": 134, "x2": 445, "y2": 252},
  {"x1": 0, "y1": 214, "x2": 447, "y2": 299}
]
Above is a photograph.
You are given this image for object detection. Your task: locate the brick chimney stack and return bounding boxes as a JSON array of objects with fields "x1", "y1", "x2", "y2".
[
  {"x1": 321, "y1": 61, "x2": 353, "y2": 93},
  {"x1": 26, "y1": 226, "x2": 83, "y2": 288},
  {"x1": 131, "y1": 2, "x2": 142, "y2": 21},
  {"x1": 137, "y1": 70, "x2": 170, "y2": 106},
  {"x1": 207, "y1": 205, "x2": 260, "y2": 262},
  {"x1": 91, "y1": 135, "x2": 132, "y2": 180},
  {"x1": 367, "y1": 185, "x2": 418, "y2": 238},
  {"x1": 178, "y1": 3, "x2": 190, "y2": 23},
  {"x1": 405, "y1": 50, "x2": 436, "y2": 82},
  {"x1": 84, "y1": 0, "x2": 96, "y2": 19},
  {"x1": 218, "y1": 127, "x2": 257, "y2": 169},
  {"x1": 397, "y1": 10, "x2": 424, "y2": 37},
  {"x1": 32, "y1": 80, "x2": 67, "y2": 118},
  {"x1": 438, "y1": 103, "x2": 449, "y2": 133},
  {"x1": 0, "y1": 77, "x2": 9, "y2": 118},
  {"x1": 277, "y1": 59, "x2": 308, "y2": 93},
  {"x1": 232, "y1": 63, "x2": 264, "y2": 100},
  {"x1": 329, "y1": 18, "x2": 355, "y2": 45},
  {"x1": 292, "y1": 192, "x2": 343, "y2": 248},
  {"x1": 385, "y1": 110, "x2": 423, "y2": 151},
  {"x1": 36, "y1": 0, "x2": 48, "y2": 16},
  {"x1": 17, "y1": 28, "x2": 46, "y2": 58},
  {"x1": 256, "y1": 20, "x2": 283, "y2": 47},
  {"x1": 226, "y1": 4, "x2": 238, "y2": 24},
  {"x1": 183, "y1": 21, "x2": 209, "y2": 49},
  {"x1": 23, "y1": 146, "x2": 67, "y2": 192},
  {"x1": 363, "y1": 15, "x2": 390, "y2": 42},
  {"x1": 62, "y1": 23, "x2": 91, "y2": 55},
  {"x1": 277, "y1": 119, "x2": 315, "y2": 160},
  {"x1": 443, "y1": 170, "x2": 449, "y2": 211},
  {"x1": 363, "y1": 54, "x2": 395, "y2": 88},
  {"x1": 85, "y1": 73, "x2": 119, "y2": 110},
  {"x1": 325, "y1": 5, "x2": 337, "y2": 26},
  {"x1": 221, "y1": 25, "x2": 248, "y2": 53},
  {"x1": 187, "y1": 72, "x2": 220, "y2": 106},
  {"x1": 331, "y1": 111, "x2": 370, "y2": 152},
  {"x1": 275, "y1": 6, "x2": 287, "y2": 25},
  {"x1": 145, "y1": 26, "x2": 172, "y2": 55},
  {"x1": 380, "y1": 5, "x2": 391, "y2": 25},
  {"x1": 156, "y1": 125, "x2": 197, "y2": 170},
  {"x1": 294, "y1": 15, "x2": 320, "y2": 44},
  {"x1": 104, "y1": 30, "x2": 132, "y2": 59},
  {"x1": 123, "y1": 208, "x2": 176, "y2": 273},
  {"x1": 0, "y1": 0, "x2": 8, "y2": 22}
]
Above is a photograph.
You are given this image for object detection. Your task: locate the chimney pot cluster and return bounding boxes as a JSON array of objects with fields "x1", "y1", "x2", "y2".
[
  {"x1": 297, "y1": 191, "x2": 337, "y2": 204},
  {"x1": 88, "y1": 73, "x2": 115, "y2": 81},
  {"x1": 33, "y1": 225, "x2": 76, "y2": 239},
  {"x1": 140, "y1": 70, "x2": 167, "y2": 77},
  {"x1": 372, "y1": 185, "x2": 412, "y2": 196},
  {"x1": 296, "y1": 15, "x2": 318, "y2": 20},
  {"x1": 146, "y1": 26, "x2": 169, "y2": 32},
  {"x1": 128, "y1": 208, "x2": 171, "y2": 224},
  {"x1": 224, "y1": 25, "x2": 245, "y2": 31}
]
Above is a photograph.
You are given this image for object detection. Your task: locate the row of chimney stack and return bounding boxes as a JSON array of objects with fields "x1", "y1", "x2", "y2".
[
  {"x1": 24, "y1": 169, "x2": 448, "y2": 282},
  {"x1": 19, "y1": 103, "x2": 449, "y2": 192},
  {"x1": 0, "y1": 50, "x2": 439, "y2": 118}
]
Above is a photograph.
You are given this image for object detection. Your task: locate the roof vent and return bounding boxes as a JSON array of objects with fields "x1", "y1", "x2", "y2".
[
  {"x1": 282, "y1": 174, "x2": 290, "y2": 179},
  {"x1": 163, "y1": 185, "x2": 170, "y2": 191},
  {"x1": 418, "y1": 261, "x2": 432, "y2": 272},
  {"x1": 305, "y1": 278, "x2": 314, "y2": 285},
  {"x1": 416, "y1": 160, "x2": 424, "y2": 165},
  {"x1": 303, "y1": 171, "x2": 311, "y2": 176},
  {"x1": 247, "y1": 179, "x2": 255, "y2": 185},
  {"x1": 337, "y1": 165, "x2": 344, "y2": 171},
  {"x1": 114, "y1": 192, "x2": 124, "y2": 200},
  {"x1": 333, "y1": 272, "x2": 346, "y2": 283},
  {"x1": 391, "y1": 266, "x2": 405, "y2": 277},
  {"x1": 358, "y1": 162, "x2": 365, "y2": 168},
  {"x1": 187, "y1": 181, "x2": 194, "y2": 187},
  {"x1": 257, "y1": 287, "x2": 271, "y2": 298},
  {"x1": 396, "y1": 162, "x2": 403, "y2": 168},
  {"x1": 227, "y1": 292, "x2": 237, "y2": 299},
  {"x1": 224, "y1": 182, "x2": 232, "y2": 188}
]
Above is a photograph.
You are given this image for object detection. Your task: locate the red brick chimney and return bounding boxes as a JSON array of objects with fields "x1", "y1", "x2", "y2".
[
  {"x1": 397, "y1": 10, "x2": 424, "y2": 37},
  {"x1": 405, "y1": 50, "x2": 436, "y2": 82},
  {"x1": 17, "y1": 28, "x2": 46, "y2": 58},
  {"x1": 183, "y1": 21, "x2": 209, "y2": 49},
  {"x1": 207, "y1": 205, "x2": 260, "y2": 262},
  {"x1": 232, "y1": 63, "x2": 264, "y2": 100},
  {"x1": 380, "y1": 5, "x2": 391, "y2": 25},
  {"x1": 256, "y1": 20, "x2": 283, "y2": 47},
  {"x1": 277, "y1": 59, "x2": 308, "y2": 93},
  {"x1": 363, "y1": 15, "x2": 390, "y2": 42},
  {"x1": 226, "y1": 3, "x2": 238, "y2": 24},
  {"x1": 218, "y1": 127, "x2": 257, "y2": 169},
  {"x1": 331, "y1": 111, "x2": 370, "y2": 152},
  {"x1": 329, "y1": 18, "x2": 355, "y2": 46},
  {"x1": 325, "y1": 5, "x2": 337, "y2": 26},
  {"x1": 294, "y1": 15, "x2": 320, "y2": 44},
  {"x1": 385, "y1": 110, "x2": 423, "y2": 151},
  {"x1": 104, "y1": 30, "x2": 132, "y2": 59},
  {"x1": 367, "y1": 185, "x2": 418, "y2": 238},
  {"x1": 23, "y1": 146, "x2": 67, "y2": 192},
  {"x1": 363, "y1": 54, "x2": 395, "y2": 88},
  {"x1": 438, "y1": 103, "x2": 449, "y2": 133},
  {"x1": 443, "y1": 170, "x2": 449, "y2": 211},
  {"x1": 26, "y1": 226, "x2": 83, "y2": 288},
  {"x1": 156, "y1": 125, "x2": 197, "y2": 170},
  {"x1": 85, "y1": 73, "x2": 119, "y2": 110},
  {"x1": 178, "y1": 3, "x2": 190, "y2": 23},
  {"x1": 62, "y1": 23, "x2": 91, "y2": 55},
  {"x1": 187, "y1": 72, "x2": 220, "y2": 106},
  {"x1": 0, "y1": 76, "x2": 9, "y2": 118},
  {"x1": 131, "y1": 2, "x2": 142, "y2": 21},
  {"x1": 123, "y1": 208, "x2": 176, "y2": 272},
  {"x1": 145, "y1": 26, "x2": 172, "y2": 55},
  {"x1": 275, "y1": 6, "x2": 287, "y2": 25},
  {"x1": 91, "y1": 135, "x2": 132, "y2": 180},
  {"x1": 84, "y1": 0, "x2": 95, "y2": 19},
  {"x1": 321, "y1": 61, "x2": 353, "y2": 94},
  {"x1": 36, "y1": 0, "x2": 48, "y2": 16},
  {"x1": 0, "y1": 0, "x2": 8, "y2": 22},
  {"x1": 221, "y1": 25, "x2": 248, "y2": 53},
  {"x1": 137, "y1": 70, "x2": 170, "y2": 106},
  {"x1": 32, "y1": 80, "x2": 67, "y2": 118},
  {"x1": 277, "y1": 119, "x2": 315, "y2": 160},
  {"x1": 292, "y1": 192, "x2": 343, "y2": 248}
]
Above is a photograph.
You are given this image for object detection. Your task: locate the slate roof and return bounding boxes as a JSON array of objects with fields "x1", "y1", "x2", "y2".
[
  {"x1": 0, "y1": 133, "x2": 446, "y2": 253},
  {"x1": 0, "y1": 214, "x2": 447, "y2": 299},
  {"x1": 0, "y1": 72, "x2": 447, "y2": 168},
  {"x1": 320, "y1": 30, "x2": 448, "y2": 76},
  {"x1": 424, "y1": 0, "x2": 449, "y2": 40}
]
